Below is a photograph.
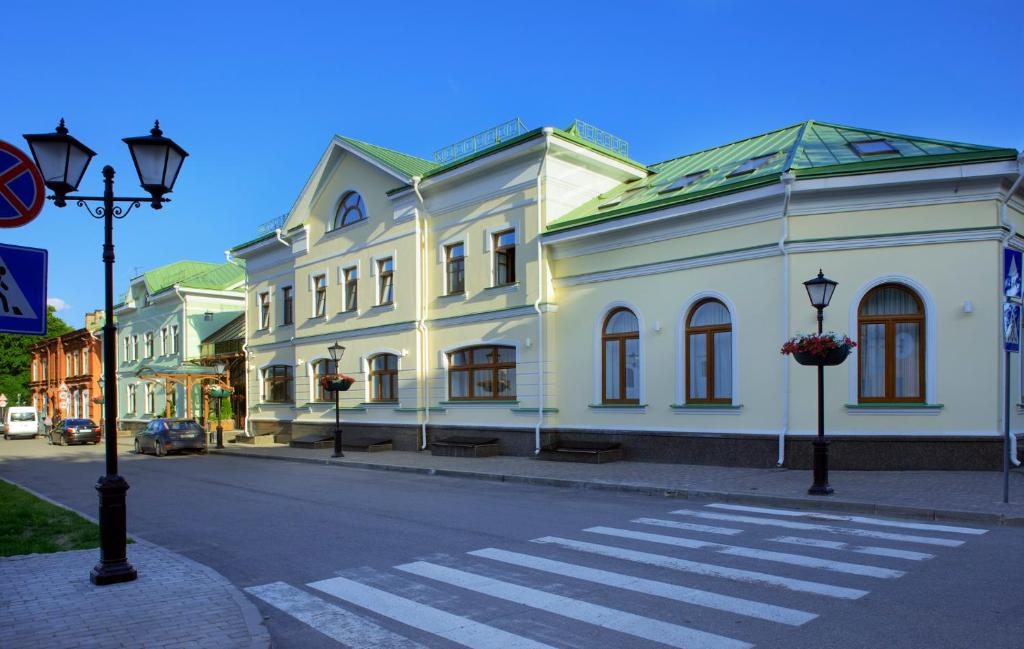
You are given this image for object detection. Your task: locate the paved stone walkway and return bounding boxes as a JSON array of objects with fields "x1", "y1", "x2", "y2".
[
  {"x1": 0, "y1": 539, "x2": 269, "y2": 649},
  {"x1": 211, "y1": 442, "x2": 1024, "y2": 525}
]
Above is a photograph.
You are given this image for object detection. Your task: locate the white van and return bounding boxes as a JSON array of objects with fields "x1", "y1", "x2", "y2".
[{"x1": 5, "y1": 407, "x2": 39, "y2": 440}]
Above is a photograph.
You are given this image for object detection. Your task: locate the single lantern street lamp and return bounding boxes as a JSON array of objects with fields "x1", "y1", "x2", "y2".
[
  {"x1": 803, "y1": 269, "x2": 839, "y2": 496},
  {"x1": 208, "y1": 362, "x2": 229, "y2": 450},
  {"x1": 23, "y1": 119, "x2": 188, "y2": 586},
  {"x1": 327, "y1": 342, "x2": 346, "y2": 458}
]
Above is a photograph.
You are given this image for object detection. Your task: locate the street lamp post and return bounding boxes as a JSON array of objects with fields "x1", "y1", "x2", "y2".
[
  {"x1": 328, "y1": 342, "x2": 345, "y2": 458},
  {"x1": 23, "y1": 119, "x2": 188, "y2": 585},
  {"x1": 210, "y1": 362, "x2": 227, "y2": 450},
  {"x1": 804, "y1": 270, "x2": 839, "y2": 496}
]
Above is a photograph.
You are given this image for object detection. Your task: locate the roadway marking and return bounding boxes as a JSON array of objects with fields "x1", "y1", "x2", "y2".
[
  {"x1": 585, "y1": 527, "x2": 905, "y2": 578},
  {"x1": 632, "y1": 517, "x2": 743, "y2": 536},
  {"x1": 705, "y1": 504, "x2": 988, "y2": 535},
  {"x1": 395, "y1": 561, "x2": 753, "y2": 649},
  {"x1": 245, "y1": 581, "x2": 428, "y2": 649},
  {"x1": 469, "y1": 547, "x2": 816, "y2": 626},
  {"x1": 670, "y1": 509, "x2": 965, "y2": 547},
  {"x1": 769, "y1": 536, "x2": 934, "y2": 561},
  {"x1": 308, "y1": 576, "x2": 558, "y2": 649}
]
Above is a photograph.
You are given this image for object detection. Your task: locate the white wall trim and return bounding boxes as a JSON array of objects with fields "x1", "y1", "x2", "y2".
[
  {"x1": 429, "y1": 304, "x2": 556, "y2": 329},
  {"x1": 676, "y1": 291, "x2": 740, "y2": 406},
  {"x1": 847, "y1": 274, "x2": 937, "y2": 405},
  {"x1": 593, "y1": 301, "x2": 646, "y2": 405},
  {"x1": 556, "y1": 245, "x2": 778, "y2": 288}
]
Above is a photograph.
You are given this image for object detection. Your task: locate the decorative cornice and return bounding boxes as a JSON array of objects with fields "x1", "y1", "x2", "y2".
[
  {"x1": 428, "y1": 304, "x2": 557, "y2": 328},
  {"x1": 248, "y1": 320, "x2": 418, "y2": 352}
]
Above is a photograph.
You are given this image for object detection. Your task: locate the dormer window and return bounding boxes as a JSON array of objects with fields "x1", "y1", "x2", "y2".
[
  {"x1": 727, "y1": 153, "x2": 779, "y2": 178},
  {"x1": 849, "y1": 139, "x2": 898, "y2": 156},
  {"x1": 333, "y1": 191, "x2": 366, "y2": 229},
  {"x1": 598, "y1": 187, "x2": 642, "y2": 209},
  {"x1": 658, "y1": 170, "x2": 709, "y2": 195}
]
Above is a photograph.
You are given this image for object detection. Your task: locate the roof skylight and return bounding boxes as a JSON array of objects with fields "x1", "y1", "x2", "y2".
[
  {"x1": 849, "y1": 139, "x2": 898, "y2": 156},
  {"x1": 598, "y1": 187, "x2": 642, "y2": 209},
  {"x1": 658, "y1": 170, "x2": 709, "y2": 194},
  {"x1": 727, "y1": 152, "x2": 779, "y2": 178}
]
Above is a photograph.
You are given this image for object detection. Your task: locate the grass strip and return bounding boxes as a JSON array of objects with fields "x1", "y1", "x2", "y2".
[{"x1": 0, "y1": 480, "x2": 101, "y2": 556}]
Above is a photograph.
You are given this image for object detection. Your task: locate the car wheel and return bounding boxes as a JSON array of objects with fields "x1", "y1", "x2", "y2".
[
  {"x1": 154, "y1": 442, "x2": 165, "y2": 457},
  {"x1": 134, "y1": 440, "x2": 144, "y2": 455},
  {"x1": 58, "y1": 434, "x2": 66, "y2": 447}
]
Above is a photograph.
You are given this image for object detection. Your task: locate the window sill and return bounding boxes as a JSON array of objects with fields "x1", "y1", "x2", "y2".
[
  {"x1": 589, "y1": 403, "x2": 647, "y2": 411},
  {"x1": 393, "y1": 406, "x2": 447, "y2": 413},
  {"x1": 321, "y1": 219, "x2": 368, "y2": 242},
  {"x1": 439, "y1": 399, "x2": 519, "y2": 407},
  {"x1": 845, "y1": 403, "x2": 943, "y2": 415},
  {"x1": 671, "y1": 403, "x2": 743, "y2": 414},
  {"x1": 336, "y1": 309, "x2": 359, "y2": 318},
  {"x1": 510, "y1": 407, "x2": 559, "y2": 414},
  {"x1": 371, "y1": 303, "x2": 396, "y2": 312},
  {"x1": 484, "y1": 283, "x2": 519, "y2": 294},
  {"x1": 359, "y1": 401, "x2": 399, "y2": 407},
  {"x1": 439, "y1": 291, "x2": 467, "y2": 301}
]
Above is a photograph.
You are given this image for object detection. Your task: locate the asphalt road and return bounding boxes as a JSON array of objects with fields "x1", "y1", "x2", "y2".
[{"x1": 2, "y1": 437, "x2": 1022, "y2": 649}]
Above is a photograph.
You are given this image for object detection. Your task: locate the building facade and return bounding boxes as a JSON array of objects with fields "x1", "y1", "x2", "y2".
[
  {"x1": 28, "y1": 310, "x2": 104, "y2": 423},
  {"x1": 232, "y1": 120, "x2": 1024, "y2": 469},
  {"x1": 111, "y1": 260, "x2": 245, "y2": 432}
]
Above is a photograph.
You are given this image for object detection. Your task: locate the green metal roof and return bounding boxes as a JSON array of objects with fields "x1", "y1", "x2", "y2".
[
  {"x1": 201, "y1": 313, "x2": 245, "y2": 345},
  {"x1": 140, "y1": 261, "x2": 220, "y2": 295},
  {"x1": 337, "y1": 136, "x2": 439, "y2": 178},
  {"x1": 228, "y1": 231, "x2": 276, "y2": 253},
  {"x1": 178, "y1": 262, "x2": 245, "y2": 291},
  {"x1": 547, "y1": 120, "x2": 1018, "y2": 233}
]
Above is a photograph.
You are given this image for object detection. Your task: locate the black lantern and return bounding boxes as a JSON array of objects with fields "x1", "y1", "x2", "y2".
[
  {"x1": 122, "y1": 121, "x2": 189, "y2": 208},
  {"x1": 804, "y1": 270, "x2": 838, "y2": 309},
  {"x1": 328, "y1": 341, "x2": 346, "y2": 362},
  {"x1": 23, "y1": 119, "x2": 97, "y2": 206}
]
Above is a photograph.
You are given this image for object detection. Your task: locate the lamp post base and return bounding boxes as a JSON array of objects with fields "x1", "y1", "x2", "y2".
[
  {"x1": 215, "y1": 424, "x2": 224, "y2": 449},
  {"x1": 90, "y1": 475, "x2": 137, "y2": 585},
  {"x1": 332, "y1": 428, "x2": 344, "y2": 458},
  {"x1": 808, "y1": 437, "x2": 833, "y2": 495}
]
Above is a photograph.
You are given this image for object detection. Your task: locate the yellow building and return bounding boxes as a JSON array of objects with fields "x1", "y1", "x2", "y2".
[{"x1": 230, "y1": 119, "x2": 1024, "y2": 469}]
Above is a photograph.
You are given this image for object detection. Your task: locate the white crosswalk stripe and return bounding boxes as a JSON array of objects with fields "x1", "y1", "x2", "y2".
[
  {"x1": 768, "y1": 536, "x2": 935, "y2": 561},
  {"x1": 670, "y1": 508, "x2": 966, "y2": 547},
  {"x1": 308, "y1": 575, "x2": 559, "y2": 649},
  {"x1": 245, "y1": 581, "x2": 429, "y2": 649},
  {"x1": 395, "y1": 560, "x2": 754, "y2": 649},
  {"x1": 585, "y1": 526, "x2": 906, "y2": 578},
  {"x1": 469, "y1": 547, "x2": 817, "y2": 626},
  {"x1": 532, "y1": 536, "x2": 869, "y2": 599},
  {"x1": 706, "y1": 504, "x2": 988, "y2": 535},
  {"x1": 632, "y1": 517, "x2": 743, "y2": 535}
]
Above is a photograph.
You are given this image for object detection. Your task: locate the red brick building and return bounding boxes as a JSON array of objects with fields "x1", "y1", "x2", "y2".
[{"x1": 27, "y1": 310, "x2": 104, "y2": 422}]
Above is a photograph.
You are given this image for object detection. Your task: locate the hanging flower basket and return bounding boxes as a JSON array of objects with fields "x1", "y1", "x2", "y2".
[
  {"x1": 781, "y1": 332, "x2": 856, "y2": 367},
  {"x1": 320, "y1": 374, "x2": 355, "y2": 392}
]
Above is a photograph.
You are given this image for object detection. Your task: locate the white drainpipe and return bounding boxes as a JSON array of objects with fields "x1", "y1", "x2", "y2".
[
  {"x1": 275, "y1": 228, "x2": 289, "y2": 248},
  {"x1": 413, "y1": 176, "x2": 430, "y2": 450},
  {"x1": 225, "y1": 249, "x2": 250, "y2": 436},
  {"x1": 777, "y1": 171, "x2": 795, "y2": 466},
  {"x1": 534, "y1": 129, "x2": 553, "y2": 454},
  {"x1": 999, "y1": 152, "x2": 1024, "y2": 466}
]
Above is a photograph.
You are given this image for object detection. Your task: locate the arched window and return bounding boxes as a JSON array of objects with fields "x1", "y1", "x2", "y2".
[
  {"x1": 262, "y1": 366, "x2": 293, "y2": 403},
  {"x1": 602, "y1": 308, "x2": 640, "y2": 404},
  {"x1": 334, "y1": 191, "x2": 366, "y2": 229},
  {"x1": 686, "y1": 299, "x2": 732, "y2": 403},
  {"x1": 858, "y1": 284, "x2": 924, "y2": 402},
  {"x1": 448, "y1": 345, "x2": 516, "y2": 400},
  {"x1": 369, "y1": 354, "x2": 399, "y2": 402},
  {"x1": 312, "y1": 359, "x2": 337, "y2": 402}
]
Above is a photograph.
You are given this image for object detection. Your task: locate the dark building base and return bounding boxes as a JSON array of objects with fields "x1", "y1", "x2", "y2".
[{"x1": 247, "y1": 419, "x2": 1016, "y2": 471}]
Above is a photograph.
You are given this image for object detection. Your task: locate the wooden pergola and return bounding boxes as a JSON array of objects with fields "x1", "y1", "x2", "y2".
[{"x1": 134, "y1": 364, "x2": 230, "y2": 424}]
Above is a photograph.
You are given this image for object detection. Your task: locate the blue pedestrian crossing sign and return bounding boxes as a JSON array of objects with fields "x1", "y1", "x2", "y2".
[{"x1": 0, "y1": 243, "x2": 47, "y2": 335}]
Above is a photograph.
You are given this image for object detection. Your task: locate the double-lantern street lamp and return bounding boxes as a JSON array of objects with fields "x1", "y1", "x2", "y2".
[
  {"x1": 803, "y1": 270, "x2": 839, "y2": 496},
  {"x1": 207, "y1": 362, "x2": 230, "y2": 450},
  {"x1": 23, "y1": 119, "x2": 188, "y2": 585},
  {"x1": 328, "y1": 342, "x2": 346, "y2": 458}
]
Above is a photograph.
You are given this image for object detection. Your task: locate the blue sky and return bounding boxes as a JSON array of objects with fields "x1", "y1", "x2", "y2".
[{"x1": 2, "y1": 0, "x2": 1022, "y2": 327}]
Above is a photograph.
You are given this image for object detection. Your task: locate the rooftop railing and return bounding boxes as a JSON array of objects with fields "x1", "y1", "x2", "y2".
[
  {"x1": 569, "y1": 119, "x2": 629, "y2": 159},
  {"x1": 433, "y1": 118, "x2": 528, "y2": 165},
  {"x1": 255, "y1": 214, "x2": 287, "y2": 235}
]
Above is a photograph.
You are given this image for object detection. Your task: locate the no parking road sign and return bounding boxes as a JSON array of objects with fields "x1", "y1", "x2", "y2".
[
  {"x1": 0, "y1": 140, "x2": 45, "y2": 228},
  {"x1": 0, "y1": 243, "x2": 47, "y2": 335}
]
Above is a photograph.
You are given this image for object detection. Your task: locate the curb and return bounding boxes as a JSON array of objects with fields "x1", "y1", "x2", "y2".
[
  {"x1": 0, "y1": 475, "x2": 272, "y2": 649},
  {"x1": 211, "y1": 449, "x2": 1024, "y2": 527}
]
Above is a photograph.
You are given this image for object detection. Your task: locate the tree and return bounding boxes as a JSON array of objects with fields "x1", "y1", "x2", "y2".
[{"x1": 0, "y1": 306, "x2": 75, "y2": 404}]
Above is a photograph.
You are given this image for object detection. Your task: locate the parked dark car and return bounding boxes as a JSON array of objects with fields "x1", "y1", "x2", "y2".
[
  {"x1": 48, "y1": 418, "x2": 101, "y2": 446},
  {"x1": 134, "y1": 419, "x2": 207, "y2": 456}
]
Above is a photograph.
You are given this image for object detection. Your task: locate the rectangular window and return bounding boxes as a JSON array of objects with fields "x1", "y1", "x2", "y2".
[
  {"x1": 144, "y1": 332, "x2": 154, "y2": 358},
  {"x1": 282, "y1": 286, "x2": 294, "y2": 325},
  {"x1": 82, "y1": 349, "x2": 89, "y2": 374},
  {"x1": 144, "y1": 384, "x2": 155, "y2": 414},
  {"x1": 312, "y1": 359, "x2": 338, "y2": 402},
  {"x1": 447, "y1": 345, "x2": 516, "y2": 400},
  {"x1": 259, "y1": 292, "x2": 270, "y2": 329},
  {"x1": 161, "y1": 327, "x2": 168, "y2": 355},
  {"x1": 727, "y1": 152, "x2": 778, "y2": 178},
  {"x1": 377, "y1": 258, "x2": 394, "y2": 305},
  {"x1": 262, "y1": 366, "x2": 292, "y2": 403},
  {"x1": 32, "y1": 360, "x2": 37, "y2": 381},
  {"x1": 493, "y1": 230, "x2": 516, "y2": 286},
  {"x1": 66, "y1": 353, "x2": 72, "y2": 376},
  {"x1": 42, "y1": 357, "x2": 48, "y2": 379},
  {"x1": 132, "y1": 335, "x2": 139, "y2": 361},
  {"x1": 127, "y1": 385, "x2": 136, "y2": 413},
  {"x1": 313, "y1": 275, "x2": 327, "y2": 317},
  {"x1": 171, "y1": 325, "x2": 180, "y2": 354},
  {"x1": 122, "y1": 337, "x2": 129, "y2": 364},
  {"x1": 445, "y1": 243, "x2": 465, "y2": 294},
  {"x1": 343, "y1": 267, "x2": 358, "y2": 311}
]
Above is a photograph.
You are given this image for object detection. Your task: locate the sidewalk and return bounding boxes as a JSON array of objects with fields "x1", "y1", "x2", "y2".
[
  {"x1": 211, "y1": 441, "x2": 1024, "y2": 525},
  {"x1": 0, "y1": 479, "x2": 270, "y2": 649}
]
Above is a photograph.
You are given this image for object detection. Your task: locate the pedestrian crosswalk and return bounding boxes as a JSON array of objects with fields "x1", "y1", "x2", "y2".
[{"x1": 245, "y1": 501, "x2": 988, "y2": 648}]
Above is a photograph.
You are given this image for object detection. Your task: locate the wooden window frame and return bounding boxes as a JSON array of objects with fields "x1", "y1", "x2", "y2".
[
  {"x1": 601, "y1": 308, "x2": 640, "y2": 405},
  {"x1": 857, "y1": 284, "x2": 926, "y2": 403},
  {"x1": 685, "y1": 299, "x2": 732, "y2": 404},
  {"x1": 377, "y1": 258, "x2": 394, "y2": 305},
  {"x1": 160, "y1": 327, "x2": 168, "y2": 355},
  {"x1": 312, "y1": 359, "x2": 338, "y2": 402},
  {"x1": 144, "y1": 332, "x2": 154, "y2": 358},
  {"x1": 262, "y1": 365, "x2": 293, "y2": 403},
  {"x1": 282, "y1": 286, "x2": 294, "y2": 325},
  {"x1": 445, "y1": 243, "x2": 466, "y2": 295},
  {"x1": 493, "y1": 230, "x2": 516, "y2": 286},
  {"x1": 343, "y1": 267, "x2": 358, "y2": 312},
  {"x1": 369, "y1": 354, "x2": 399, "y2": 402},
  {"x1": 334, "y1": 191, "x2": 367, "y2": 229},
  {"x1": 313, "y1": 275, "x2": 327, "y2": 317},
  {"x1": 171, "y1": 325, "x2": 180, "y2": 354},
  {"x1": 447, "y1": 345, "x2": 516, "y2": 400},
  {"x1": 259, "y1": 293, "x2": 271, "y2": 329}
]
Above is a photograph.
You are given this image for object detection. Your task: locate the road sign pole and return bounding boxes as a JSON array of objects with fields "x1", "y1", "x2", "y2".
[{"x1": 91, "y1": 165, "x2": 136, "y2": 586}]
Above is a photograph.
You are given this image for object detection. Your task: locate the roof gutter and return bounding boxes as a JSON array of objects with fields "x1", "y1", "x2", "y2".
[
  {"x1": 225, "y1": 250, "x2": 251, "y2": 437},
  {"x1": 999, "y1": 152, "x2": 1024, "y2": 467},
  {"x1": 274, "y1": 228, "x2": 289, "y2": 248}
]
